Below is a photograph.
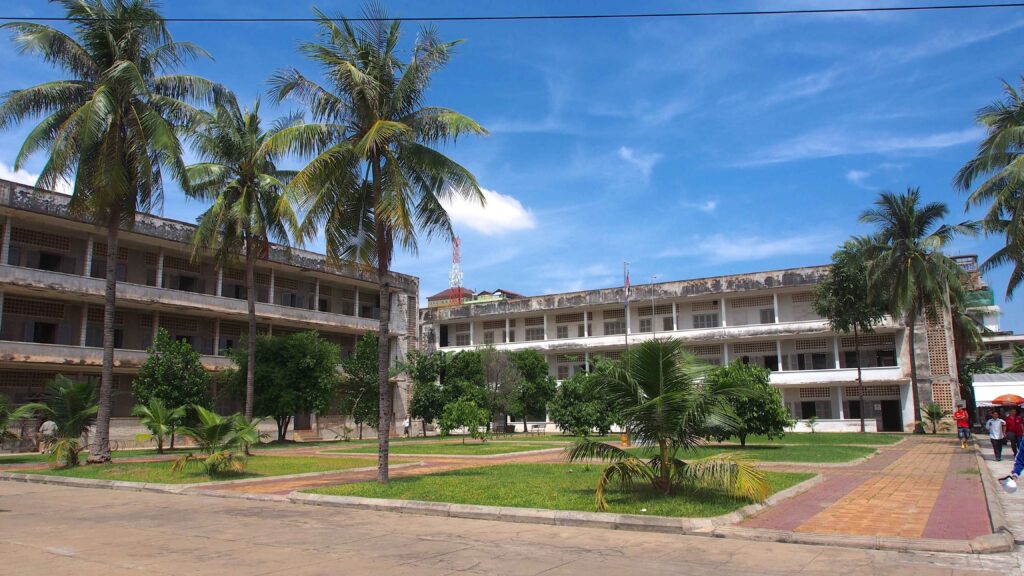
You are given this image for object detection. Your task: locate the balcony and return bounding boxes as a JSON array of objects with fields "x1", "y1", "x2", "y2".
[
  {"x1": 770, "y1": 366, "x2": 905, "y2": 387},
  {"x1": 0, "y1": 340, "x2": 233, "y2": 372},
  {"x1": 0, "y1": 264, "x2": 381, "y2": 333}
]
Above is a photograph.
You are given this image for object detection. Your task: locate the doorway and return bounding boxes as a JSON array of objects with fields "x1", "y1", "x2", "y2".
[
  {"x1": 293, "y1": 412, "x2": 311, "y2": 431},
  {"x1": 879, "y1": 400, "x2": 903, "y2": 432}
]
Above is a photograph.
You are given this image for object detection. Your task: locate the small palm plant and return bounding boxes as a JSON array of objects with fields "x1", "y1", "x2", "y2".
[
  {"x1": 172, "y1": 406, "x2": 247, "y2": 476},
  {"x1": 23, "y1": 376, "x2": 99, "y2": 467},
  {"x1": 132, "y1": 399, "x2": 185, "y2": 454},
  {"x1": 805, "y1": 416, "x2": 819, "y2": 433},
  {"x1": 233, "y1": 416, "x2": 268, "y2": 456},
  {"x1": 0, "y1": 393, "x2": 38, "y2": 445},
  {"x1": 922, "y1": 402, "x2": 951, "y2": 434},
  {"x1": 566, "y1": 339, "x2": 769, "y2": 511}
]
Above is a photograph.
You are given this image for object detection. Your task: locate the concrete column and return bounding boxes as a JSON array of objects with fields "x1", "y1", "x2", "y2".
[
  {"x1": 723, "y1": 342, "x2": 730, "y2": 364},
  {"x1": 469, "y1": 321, "x2": 475, "y2": 346},
  {"x1": 268, "y1": 323, "x2": 273, "y2": 337},
  {"x1": 776, "y1": 339, "x2": 784, "y2": 372},
  {"x1": 83, "y1": 235, "x2": 94, "y2": 277},
  {"x1": 213, "y1": 318, "x2": 220, "y2": 356},
  {"x1": 720, "y1": 298, "x2": 727, "y2": 327},
  {"x1": 773, "y1": 292, "x2": 780, "y2": 323},
  {"x1": 354, "y1": 287, "x2": 360, "y2": 317},
  {"x1": 626, "y1": 305, "x2": 632, "y2": 335},
  {"x1": 833, "y1": 336, "x2": 842, "y2": 369},
  {"x1": 313, "y1": 278, "x2": 320, "y2": 310},
  {"x1": 672, "y1": 302, "x2": 678, "y2": 331},
  {"x1": 152, "y1": 311, "x2": 160, "y2": 341},
  {"x1": 216, "y1": 268, "x2": 223, "y2": 297},
  {"x1": 583, "y1": 311, "x2": 589, "y2": 337},
  {"x1": 504, "y1": 318, "x2": 510, "y2": 343},
  {"x1": 585, "y1": 351, "x2": 590, "y2": 372},
  {"x1": 269, "y1": 269, "x2": 276, "y2": 304},
  {"x1": 543, "y1": 314, "x2": 548, "y2": 340},
  {"x1": 1, "y1": 216, "x2": 11, "y2": 265},
  {"x1": 79, "y1": 304, "x2": 89, "y2": 346},
  {"x1": 837, "y1": 385, "x2": 845, "y2": 419},
  {"x1": 156, "y1": 250, "x2": 165, "y2": 288}
]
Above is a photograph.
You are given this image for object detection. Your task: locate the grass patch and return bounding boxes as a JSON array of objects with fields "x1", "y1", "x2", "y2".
[
  {"x1": 25, "y1": 455, "x2": 379, "y2": 484},
  {"x1": 0, "y1": 447, "x2": 192, "y2": 466},
  {"x1": 626, "y1": 444, "x2": 876, "y2": 463},
  {"x1": 737, "y1": 433, "x2": 904, "y2": 446},
  {"x1": 310, "y1": 463, "x2": 813, "y2": 517},
  {"x1": 329, "y1": 442, "x2": 552, "y2": 456}
]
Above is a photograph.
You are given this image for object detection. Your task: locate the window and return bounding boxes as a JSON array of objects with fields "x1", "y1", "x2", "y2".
[
  {"x1": 577, "y1": 324, "x2": 589, "y2": 338},
  {"x1": 845, "y1": 351, "x2": 859, "y2": 368},
  {"x1": 693, "y1": 313, "x2": 719, "y2": 328},
  {"x1": 32, "y1": 322, "x2": 58, "y2": 344},
  {"x1": 38, "y1": 252, "x2": 63, "y2": 272},
  {"x1": 557, "y1": 365, "x2": 570, "y2": 380},
  {"x1": 556, "y1": 326, "x2": 569, "y2": 339},
  {"x1": 484, "y1": 331, "x2": 495, "y2": 345},
  {"x1": 455, "y1": 333, "x2": 470, "y2": 346},
  {"x1": 800, "y1": 401, "x2": 817, "y2": 419},
  {"x1": 663, "y1": 317, "x2": 674, "y2": 331},
  {"x1": 876, "y1": 349, "x2": 896, "y2": 367},
  {"x1": 639, "y1": 318, "x2": 652, "y2": 333},
  {"x1": 282, "y1": 293, "x2": 302, "y2": 308},
  {"x1": 318, "y1": 298, "x2": 330, "y2": 312},
  {"x1": 763, "y1": 355, "x2": 779, "y2": 371},
  {"x1": 847, "y1": 400, "x2": 862, "y2": 420},
  {"x1": 604, "y1": 320, "x2": 625, "y2": 335},
  {"x1": 91, "y1": 260, "x2": 127, "y2": 281},
  {"x1": 760, "y1": 308, "x2": 775, "y2": 324},
  {"x1": 177, "y1": 276, "x2": 198, "y2": 293},
  {"x1": 507, "y1": 330, "x2": 516, "y2": 343},
  {"x1": 811, "y1": 353, "x2": 828, "y2": 370},
  {"x1": 525, "y1": 327, "x2": 545, "y2": 341}
]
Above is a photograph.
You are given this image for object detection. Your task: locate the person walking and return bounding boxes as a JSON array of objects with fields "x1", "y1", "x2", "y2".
[
  {"x1": 954, "y1": 404, "x2": 971, "y2": 449},
  {"x1": 1007, "y1": 407, "x2": 1024, "y2": 457},
  {"x1": 403, "y1": 416, "x2": 411, "y2": 438},
  {"x1": 37, "y1": 418, "x2": 56, "y2": 454},
  {"x1": 986, "y1": 410, "x2": 1008, "y2": 462}
]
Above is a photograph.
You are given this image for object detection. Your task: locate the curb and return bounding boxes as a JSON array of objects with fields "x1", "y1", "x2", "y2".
[{"x1": 973, "y1": 447, "x2": 1018, "y2": 550}]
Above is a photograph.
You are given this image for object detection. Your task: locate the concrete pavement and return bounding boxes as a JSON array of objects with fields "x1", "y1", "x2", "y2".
[{"x1": 0, "y1": 481, "x2": 1019, "y2": 575}]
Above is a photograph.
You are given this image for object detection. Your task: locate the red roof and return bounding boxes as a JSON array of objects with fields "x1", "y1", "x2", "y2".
[{"x1": 426, "y1": 287, "x2": 475, "y2": 301}]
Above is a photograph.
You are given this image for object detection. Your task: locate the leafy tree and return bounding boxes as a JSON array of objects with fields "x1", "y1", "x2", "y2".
[
  {"x1": 567, "y1": 340, "x2": 768, "y2": 511},
  {"x1": 229, "y1": 331, "x2": 340, "y2": 441},
  {"x1": 186, "y1": 91, "x2": 299, "y2": 422},
  {"x1": 339, "y1": 332, "x2": 380, "y2": 439},
  {"x1": 1008, "y1": 345, "x2": 1024, "y2": 373},
  {"x1": 480, "y1": 347, "x2": 522, "y2": 430},
  {"x1": 955, "y1": 79, "x2": 1024, "y2": 300},
  {"x1": 405, "y1": 351, "x2": 442, "y2": 436},
  {"x1": 271, "y1": 5, "x2": 487, "y2": 482},
  {"x1": 813, "y1": 240, "x2": 887, "y2": 432},
  {"x1": 131, "y1": 398, "x2": 184, "y2": 454},
  {"x1": 0, "y1": 0, "x2": 217, "y2": 463},
  {"x1": 509, "y1": 349, "x2": 556, "y2": 433},
  {"x1": 548, "y1": 372, "x2": 618, "y2": 436},
  {"x1": 24, "y1": 375, "x2": 99, "y2": 467},
  {"x1": 438, "y1": 398, "x2": 489, "y2": 443},
  {"x1": 132, "y1": 328, "x2": 210, "y2": 447},
  {"x1": 0, "y1": 394, "x2": 37, "y2": 445},
  {"x1": 860, "y1": 189, "x2": 977, "y2": 433},
  {"x1": 172, "y1": 406, "x2": 247, "y2": 476},
  {"x1": 705, "y1": 361, "x2": 791, "y2": 446},
  {"x1": 441, "y1": 350, "x2": 486, "y2": 406},
  {"x1": 958, "y1": 353, "x2": 1003, "y2": 418},
  {"x1": 922, "y1": 402, "x2": 951, "y2": 434}
]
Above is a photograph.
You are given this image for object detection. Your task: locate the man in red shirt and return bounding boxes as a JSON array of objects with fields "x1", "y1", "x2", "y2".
[
  {"x1": 954, "y1": 404, "x2": 971, "y2": 449},
  {"x1": 1006, "y1": 407, "x2": 1024, "y2": 456}
]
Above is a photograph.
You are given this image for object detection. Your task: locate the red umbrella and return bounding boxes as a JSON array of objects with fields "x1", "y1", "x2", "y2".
[{"x1": 992, "y1": 394, "x2": 1024, "y2": 406}]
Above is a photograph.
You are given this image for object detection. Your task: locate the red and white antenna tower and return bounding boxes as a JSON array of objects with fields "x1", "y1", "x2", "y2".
[{"x1": 449, "y1": 236, "x2": 464, "y2": 305}]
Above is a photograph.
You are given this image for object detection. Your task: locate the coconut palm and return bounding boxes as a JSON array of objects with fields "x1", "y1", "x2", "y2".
[
  {"x1": 1007, "y1": 345, "x2": 1024, "y2": 373},
  {"x1": 566, "y1": 339, "x2": 768, "y2": 511},
  {"x1": 859, "y1": 189, "x2": 977, "y2": 433},
  {"x1": 269, "y1": 6, "x2": 488, "y2": 482},
  {"x1": 0, "y1": 394, "x2": 38, "y2": 444},
  {"x1": 922, "y1": 402, "x2": 950, "y2": 434},
  {"x1": 131, "y1": 398, "x2": 184, "y2": 454},
  {"x1": 25, "y1": 375, "x2": 99, "y2": 467},
  {"x1": 0, "y1": 0, "x2": 217, "y2": 463},
  {"x1": 186, "y1": 92, "x2": 299, "y2": 421},
  {"x1": 955, "y1": 79, "x2": 1024, "y2": 300},
  {"x1": 172, "y1": 405, "x2": 246, "y2": 475}
]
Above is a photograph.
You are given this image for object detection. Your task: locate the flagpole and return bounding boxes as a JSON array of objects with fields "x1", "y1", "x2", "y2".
[
  {"x1": 651, "y1": 275, "x2": 657, "y2": 339},
  {"x1": 624, "y1": 261, "x2": 630, "y2": 356}
]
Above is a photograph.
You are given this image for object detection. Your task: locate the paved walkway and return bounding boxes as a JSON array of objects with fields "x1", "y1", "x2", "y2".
[
  {"x1": 743, "y1": 436, "x2": 991, "y2": 540},
  {"x1": 0, "y1": 481, "x2": 1015, "y2": 575}
]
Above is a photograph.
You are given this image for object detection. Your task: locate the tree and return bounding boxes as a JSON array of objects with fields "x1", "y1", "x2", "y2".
[
  {"x1": 186, "y1": 91, "x2": 299, "y2": 422},
  {"x1": 959, "y1": 353, "x2": 1002, "y2": 419},
  {"x1": 509, "y1": 349, "x2": 557, "y2": 434},
  {"x1": 132, "y1": 328, "x2": 210, "y2": 447},
  {"x1": 406, "y1": 350, "x2": 442, "y2": 436},
  {"x1": 548, "y1": 372, "x2": 618, "y2": 436},
  {"x1": 860, "y1": 189, "x2": 977, "y2": 433},
  {"x1": 438, "y1": 397, "x2": 489, "y2": 443},
  {"x1": 440, "y1": 350, "x2": 486, "y2": 407},
  {"x1": 0, "y1": 394, "x2": 38, "y2": 446},
  {"x1": 705, "y1": 361, "x2": 791, "y2": 446},
  {"x1": 339, "y1": 332, "x2": 380, "y2": 439},
  {"x1": 1008, "y1": 345, "x2": 1024, "y2": 373},
  {"x1": 955, "y1": 79, "x2": 1024, "y2": 300},
  {"x1": 131, "y1": 398, "x2": 184, "y2": 454},
  {"x1": 172, "y1": 406, "x2": 247, "y2": 476},
  {"x1": 479, "y1": 347, "x2": 522, "y2": 430},
  {"x1": 24, "y1": 375, "x2": 99, "y2": 467},
  {"x1": 567, "y1": 340, "x2": 768, "y2": 511},
  {"x1": 271, "y1": 5, "x2": 488, "y2": 482},
  {"x1": 813, "y1": 240, "x2": 887, "y2": 432},
  {"x1": 229, "y1": 331, "x2": 340, "y2": 441},
  {"x1": 0, "y1": 0, "x2": 217, "y2": 463},
  {"x1": 922, "y1": 402, "x2": 950, "y2": 434}
]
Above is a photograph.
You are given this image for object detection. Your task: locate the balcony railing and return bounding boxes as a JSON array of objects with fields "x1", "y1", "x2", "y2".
[{"x1": 0, "y1": 340, "x2": 234, "y2": 371}]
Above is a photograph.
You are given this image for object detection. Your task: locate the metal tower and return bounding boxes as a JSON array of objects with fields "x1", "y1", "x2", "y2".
[{"x1": 449, "y1": 236, "x2": 464, "y2": 305}]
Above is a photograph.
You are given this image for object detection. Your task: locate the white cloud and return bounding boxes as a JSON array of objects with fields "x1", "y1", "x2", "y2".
[
  {"x1": 0, "y1": 161, "x2": 72, "y2": 194},
  {"x1": 681, "y1": 199, "x2": 718, "y2": 213},
  {"x1": 617, "y1": 146, "x2": 664, "y2": 179},
  {"x1": 441, "y1": 188, "x2": 537, "y2": 236},
  {"x1": 659, "y1": 232, "x2": 838, "y2": 263},
  {"x1": 845, "y1": 169, "x2": 870, "y2": 185},
  {"x1": 739, "y1": 126, "x2": 984, "y2": 166},
  {"x1": 761, "y1": 68, "x2": 841, "y2": 108}
]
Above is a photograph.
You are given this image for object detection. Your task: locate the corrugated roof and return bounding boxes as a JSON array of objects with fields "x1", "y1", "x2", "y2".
[{"x1": 975, "y1": 373, "x2": 1024, "y2": 383}]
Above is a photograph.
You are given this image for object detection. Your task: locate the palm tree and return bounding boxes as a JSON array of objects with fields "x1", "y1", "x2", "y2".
[
  {"x1": 0, "y1": 0, "x2": 217, "y2": 463},
  {"x1": 172, "y1": 406, "x2": 247, "y2": 475},
  {"x1": 860, "y1": 189, "x2": 977, "y2": 433},
  {"x1": 922, "y1": 402, "x2": 950, "y2": 434},
  {"x1": 955, "y1": 79, "x2": 1024, "y2": 300},
  {"x1": 24, "y1": 375, "x2": 99, "y2": 467},
  {"x1": 567, "y1": 339, "x2": 768, "y2": 511},
  {"x1": 0, "y1": 394, "x2": 38, "y2": 445},
  {"x1": 186, "y1": 92, "x2": 299, "y2": 422},
  {"x1": 270, "y1": 6, "x2": 488, "y2": 482},
  {"x1": 1007, "y1": 345, "x2": 1024, "y2": 373},
  {"x1": 131, "y1": 398, "x2": 184, "y2": 454}
]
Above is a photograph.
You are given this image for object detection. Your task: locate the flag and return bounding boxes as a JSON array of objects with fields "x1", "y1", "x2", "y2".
[{"x1": 624, "y1": 267, "x2": 631, "y2": 309}]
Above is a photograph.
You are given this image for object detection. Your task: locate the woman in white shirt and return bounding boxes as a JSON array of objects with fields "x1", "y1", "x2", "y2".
[{"x1": 986, "y1": 410, "x2": 1007, "y2": 462}]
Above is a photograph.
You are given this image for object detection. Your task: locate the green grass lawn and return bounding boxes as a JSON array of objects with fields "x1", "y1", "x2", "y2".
[
  {"x1": 23, "y1": 455, "x2": 379, "y2": 484},
  {"x1": 625, "y1": 444, "x2": 875, "y2": 463},
  {"x1": 0, "y1": 447, "x2": 193, "y2": 466},
  {"x1": 329, "y1": 442, "x2": 554, "y2": 456},
  {"x1": 736, "y1": 433, "x2": 905, "y2": 446},
  {"x1": 310, "y1": 463, "x2": 814, "y2": 517}
]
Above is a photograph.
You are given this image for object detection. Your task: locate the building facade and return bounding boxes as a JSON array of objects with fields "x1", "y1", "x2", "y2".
[
  {"x1": 421, "y1": 265, "x2": 970, "y2": 433},
  {"x1": 0, "y1": 180, "x2": 419, "y2": 439}
]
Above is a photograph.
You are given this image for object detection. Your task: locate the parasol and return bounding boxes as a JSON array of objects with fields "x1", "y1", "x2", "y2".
[{"x1": 991, "y1": 394, "x2": 1024, "y2": 406}]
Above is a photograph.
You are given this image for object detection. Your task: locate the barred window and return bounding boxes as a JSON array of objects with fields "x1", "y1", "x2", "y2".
[
  {"x1": 557, "y1": 365, "x2": 570, "y2": 380},
  {"x1": 483, "y1": 331, "x2": 495, "y2": 345},
  {"x1": 795, "y1": 338, "x2": 828, "y2": 351},
  {"x1": 639, "y1": 318, "x2": 652, "y2": 333},
  {"x1": 3, "y1": 298, "x2": 65, "y2": 319},
  {"x1": 525, "y1": 327, "x2": 545, "y2": 341},
  {"x1": 692, "y1": 300, "x2": 718, "y2": 312},
  {"x1": 555, "y1": 312, "x2": 583, "y2": 324},
  {"x1": 524, "y1": 316, "x2": 544, "y2": 327},
  {"x1": 732, "y1": 341, "x2": 777, "y2": 354},
  {"x1": 791, "y1": 292, "x2": 815, "y2": 303},
  {"x1": 455, "y1": 334, "x2": 470, "y2": 346},
  {"x1": 732, "y1": 295, "x2": 772, "y2": 308},
  {"x1": 663, "y1": 317, "x2": 674, "y2": 331},
  {"x1": 602, "y1": 309, "x2": 625, "y2": 320},
  {"x1": 693, "y1": 313, "x2": 719, "y2": 329},
  {"x1": 760, "y1": 308, "x2": 775, "y2": 324},
  {"x1": 12, "y1": 228, "x2": 69, "y2": 251},
  {"x1": 799, "y1": 387, "x2": 831, "y2": 399},
  {"x1": 556, "y1": 326, "x2": 569, "y2": 339},
  {"x1": 604, "y1": 320, "x2": 626, "y2": 335},
  {"x1": 482, "y1": 319, "x2": 505, "y2": 330}
]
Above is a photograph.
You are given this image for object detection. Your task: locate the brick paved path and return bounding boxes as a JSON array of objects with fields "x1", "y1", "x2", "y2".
[{"x1": 743, "y1": 436, "x2": 991, "y2": 540}]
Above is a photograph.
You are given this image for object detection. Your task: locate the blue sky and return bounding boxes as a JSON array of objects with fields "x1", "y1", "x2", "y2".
[{"x1": 1, "y1": 1, "x2": 1022, "y2": 332}]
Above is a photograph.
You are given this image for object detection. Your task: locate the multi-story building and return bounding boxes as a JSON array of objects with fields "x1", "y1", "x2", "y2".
[
  {"x1": 0, "y1": 179, "x2": 419, "y2": 439},
  {"x1": 421, "y1": 265, "x2": 972, "y2": 433}
]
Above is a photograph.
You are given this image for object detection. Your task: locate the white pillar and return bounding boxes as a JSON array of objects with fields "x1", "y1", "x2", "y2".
[
  {"x1": 213, "y1": 318, "x2": 220, "y2": 356},
  {"x1": 585, "y1": 351, "x2": 590, "y2": 372},
  {"x1": 216, "y1": 268, "x2": 223, "y2": 297},
  {"x1": 83, "y1": 235, "x2": 94, "y2": 277},
  {"x1": 626, "y1": 305, "x2": 632, "y2": 335},
  {"x1": 776, "y1": 339, "x2": 784, "y2": 372},
  {"x1": 583, "y1": 311, "x2": 589, "y2": 337},
  {"x1": 720, "y1": 298, "x2": 727, "y2": 327},
  {"x1": 773, "y1": 292, "x2": 780, "y2": 323},
  {"x1": 314, "y1": 278, "x2": 320, "y2": 310},
  {"x1": 0, "y1": 216, "x2": 11, "y2": 265},
  {"x1": 543, "y1": 314, "x2": 548, "y2": 340},
  {"x1": 354, "y1": 287, "x2": 360, "y2": 317},
  {"x1": 504, "y1": 317, "x2": 510, "y2": 343},
  {"x1": 723, "y1": 342, "x2": 730, "y2": 364},
  {"x1": 470, "y1": 321, "x2": 475, "y2": 346},
  {"x1": 268, "y1": 323, "x2": 273, "y2": 336},
  {"x1": 672, "y1": 302, "x2": 678, "y2": 331},
  {"x1": 833, "y1": 336, "x2": 842, "y2": 369},
  {"x1": 837, "y1": 385, "x2": 846, "y2": 419},
  {"x1": 152, "y1": 311, "x2": 160, "y2": 341},
  {"x1": 79, "y1": 304, "x2": 89, "y2": 346},
  {"x1": 269, "y1": 269, "x2": 276, "y2": 304},
  {"x1": 156, "y1": 250, "x2": 165, "y2": 288}
]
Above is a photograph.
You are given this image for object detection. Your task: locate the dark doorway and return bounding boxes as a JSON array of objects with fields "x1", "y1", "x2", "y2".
[
  {"x1": 879, "y1": 400, "x2": 902, "y2": 432},
  {"x1": 38, "y1": 252, "x2": 63, "y2": 272},
  {"x1": 32, "y1": 322, "x2": 58, "y2": 344},
  {"x1": 800, "y1": 401, "x2": 817, "y2": 419},
  {"x1": 294, "y1": 412, "x2": 311, "y2": 431}
]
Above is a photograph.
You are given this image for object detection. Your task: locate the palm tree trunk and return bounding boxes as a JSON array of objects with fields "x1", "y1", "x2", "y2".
[
  {"x1": 87, "y1": 220, "x2": 119, "y2": 464},
  {"x1": 906, "y1": 311, "x2": 925, "y2": 433},
  {"x1": 373, "y1": 161, "x2": 393, "y2": 484},
  {"x1": 245, "y1": 248, "x2": 257, "y2": 422},
  {"x1": 855, "y1": 325, "x2": 865, "y2": 433},
  {"x1": 658, "y1": 438, "x2": 671, "y2": 494}
]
